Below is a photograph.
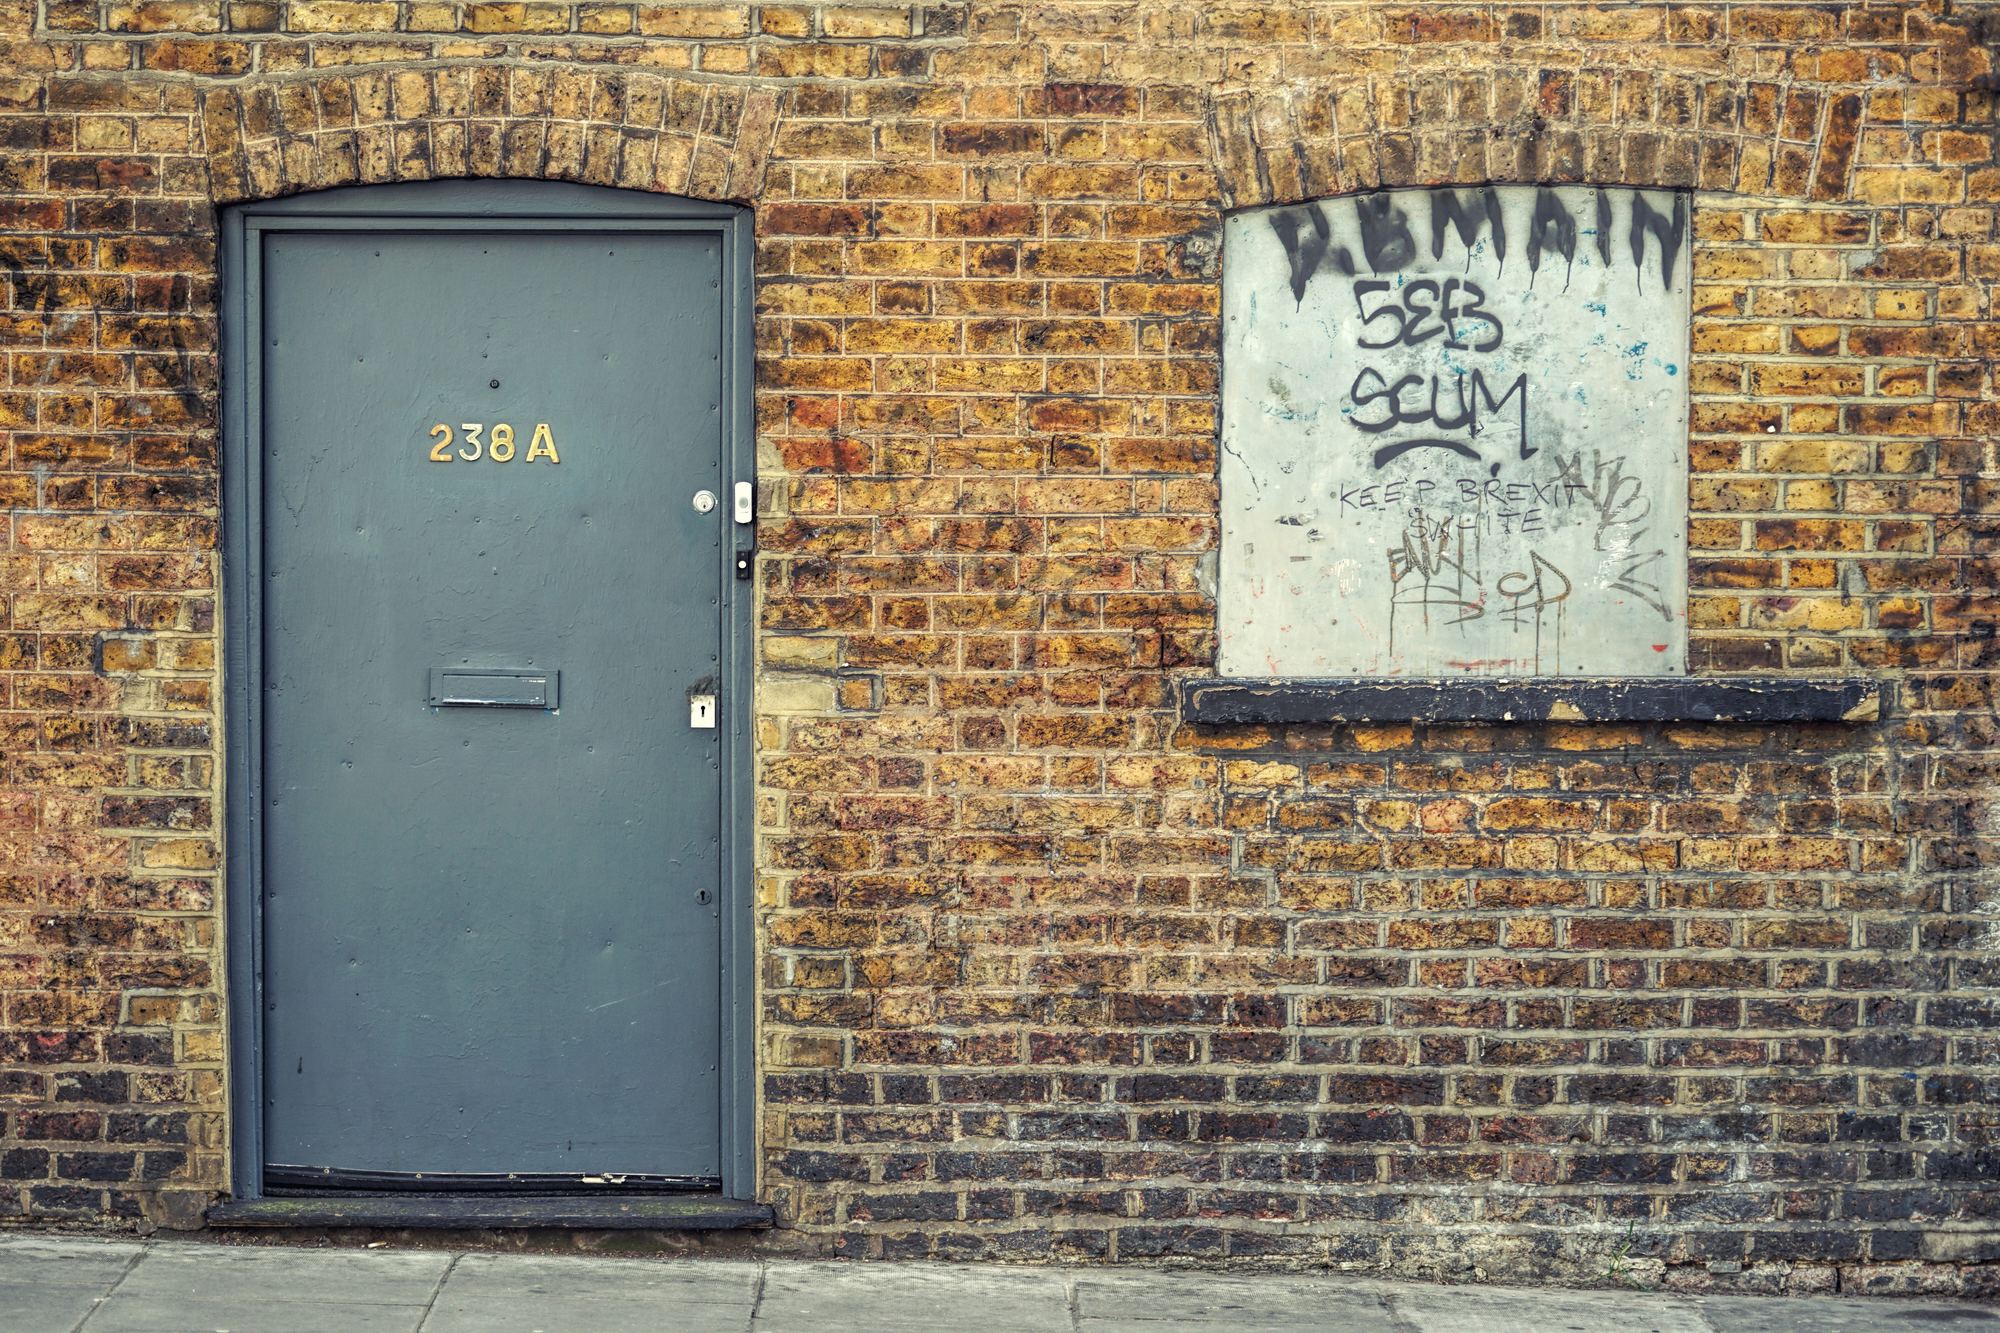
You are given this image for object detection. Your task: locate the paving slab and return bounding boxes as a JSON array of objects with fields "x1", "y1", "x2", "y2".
[
  {"x1": 751, "y1": 1260, "x2": 1072, "y2": 1333},
  {"x1": 1391, "y1": 1283, "x2": 1712, "y2": 1333},
  {"x1": 421, "y1": 1252, "x2": 760, "y2": 1333},
  {"x1": 82, "y1": 1295, "x2": 429, "y2": 1333},
  {"x1": 437, "y1": 1251, "x2": 761, "y2": 1302},
  {"x1": 423, "y1": 1298, "x2": 751, "y2": 1333},
  {"x1": 70, "y1": 1241, "x2": 449, "y2": 1333},
  {"x1": 1695, "y1": 1295, "x2": 2000, "y2": 1332},
  {"x1": 0, "y1": 1233, "x2": 147, "y2": 1285},
  {"x1": 0, "y1": 1280, "x2": 129, "y2": 1333},
  {"x1": 114, "y1": 1240, "x2": 454, "y2": 1306},
  {"x1": 0, "y1": 1235, "x2": 146, "y2": 1333},
  {"x1": 1075, "y1": 1269, "x2": 1409, "y2": 1331}
]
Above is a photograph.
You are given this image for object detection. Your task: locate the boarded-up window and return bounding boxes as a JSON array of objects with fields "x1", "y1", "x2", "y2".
[{"x1": 1219, "y1": 185, "x2": 1691, "y2": 678}]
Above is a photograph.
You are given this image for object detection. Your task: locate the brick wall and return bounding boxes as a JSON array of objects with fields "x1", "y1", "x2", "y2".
[{"x1": 2, "y1": 0, "x2": 1997, "y2": 1292}]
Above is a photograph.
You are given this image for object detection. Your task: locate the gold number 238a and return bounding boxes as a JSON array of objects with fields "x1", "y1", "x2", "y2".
[{"x1": 428, "y1": 422, "x2": 560, "y2": 464}]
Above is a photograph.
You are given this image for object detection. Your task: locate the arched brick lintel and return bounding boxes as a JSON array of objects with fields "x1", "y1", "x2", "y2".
[
  {"x1": 1209, "y1": 75, "x2": 1868, "y2": 211},
  {"x1": 200, "y1": 65, "x2": 782, "y2": 207}
]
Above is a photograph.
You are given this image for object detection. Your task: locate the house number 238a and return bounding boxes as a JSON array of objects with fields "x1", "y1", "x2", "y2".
[{"x1": 427, "y1": 422, "x2": 562, "y2": 464}]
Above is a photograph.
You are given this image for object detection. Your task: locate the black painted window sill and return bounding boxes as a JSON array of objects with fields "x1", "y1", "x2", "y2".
[{"x1": 1180, "y1": 677, "x2": 1883, "y2": 726}]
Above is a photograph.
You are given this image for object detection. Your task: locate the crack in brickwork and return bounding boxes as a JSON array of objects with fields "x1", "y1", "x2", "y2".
[{"x1": 0, "y1": 0, "x2": 1996, "y2": 1292}]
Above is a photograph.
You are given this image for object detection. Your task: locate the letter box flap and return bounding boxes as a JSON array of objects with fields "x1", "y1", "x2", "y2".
[{"x1": 428, "y1": 668, "x2": 558, "y2": 709}]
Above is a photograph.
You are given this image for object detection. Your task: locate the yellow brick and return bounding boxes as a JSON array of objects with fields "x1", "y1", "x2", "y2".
[
  {"x1": 464, "y1": 2, "x2": 572, "y2": 33},
  {"x1": 287, "y1": 0, "x2": 398, "y2": 30},
  {"x1": 636, "y1": 3, "x2": 750, "y2": 36},
  {"x1": 576, "y1": 3, "x2": 634, "y2": 33},
  {"x1": 106, "y1": 1, "x2": 224, "y2": 31},
  {"x1": 821, "y1": 5, "x2": 910, "y2": 39}
]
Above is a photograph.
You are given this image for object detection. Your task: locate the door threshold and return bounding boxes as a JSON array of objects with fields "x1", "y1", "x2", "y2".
[{"x1": 208, "y1": 1193, "x2": 773, "y2": 1231}]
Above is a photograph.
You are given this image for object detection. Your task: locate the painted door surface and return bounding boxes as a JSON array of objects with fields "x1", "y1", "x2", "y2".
[{"x1": 258, "y1": 225, "x2": 724, "y2": 1181}]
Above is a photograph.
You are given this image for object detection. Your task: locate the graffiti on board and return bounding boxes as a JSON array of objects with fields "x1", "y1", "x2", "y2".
[{"x1": 1219, "y1": 185, "x2": 1691, "y2": 678}]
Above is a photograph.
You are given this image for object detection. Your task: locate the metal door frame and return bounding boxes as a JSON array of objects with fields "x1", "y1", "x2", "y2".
[{"x1": 219, "y1": 180, "x2": 757, "y2": 1202}]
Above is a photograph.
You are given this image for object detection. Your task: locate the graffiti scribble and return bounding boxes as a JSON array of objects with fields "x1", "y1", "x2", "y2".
[
  {"x1": 1386, "y1": 514, "x2": 1486, "y2": 655},
  {"x1": 1495, "y1": 550, "x2": 1572, "y2": 672},
  {"x1": 1610, "y1": 548, "x2": 1674, "y2": 621},
  {"x1": 1552, "y1": 449, "x2": 1651, "y2": 550}
]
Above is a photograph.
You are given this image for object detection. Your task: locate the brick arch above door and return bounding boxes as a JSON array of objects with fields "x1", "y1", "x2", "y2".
[{"x1": 199, "y1": 66, "x2": 782, "y2": 206}]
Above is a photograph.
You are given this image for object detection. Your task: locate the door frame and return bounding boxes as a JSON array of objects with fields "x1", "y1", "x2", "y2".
[{"x1": 219, "y1": 180, "x2": 758, "y2": 1202}]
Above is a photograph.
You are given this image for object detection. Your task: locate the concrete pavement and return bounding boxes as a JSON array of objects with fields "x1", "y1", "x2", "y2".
[{"x1": 1, "y1": 1231, "x2": 1995, "y2": 1332}]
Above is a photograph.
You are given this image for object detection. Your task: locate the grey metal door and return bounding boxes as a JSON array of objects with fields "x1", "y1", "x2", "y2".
[{"x1": 251, "y1": 205, "x2": 730, "y2": 1185}]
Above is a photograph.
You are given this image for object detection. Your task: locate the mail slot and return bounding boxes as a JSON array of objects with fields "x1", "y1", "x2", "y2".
[{"x1": 428, "y1": 668, "x2": 558, "y2": 710}]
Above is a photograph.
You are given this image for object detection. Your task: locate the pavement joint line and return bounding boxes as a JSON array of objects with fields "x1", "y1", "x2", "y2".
[
  {"x1": 1063, "y1": 1267, "x2": 1081, "y2": 1333},
  {"x1": 749, "y1": 1256, "x2": 769, "y2": 1323},
  {"x1": 67, "y1": 1239, "x2": 150, "y2": 1333},
  {"x1": 412, "y1": 1247, "x2": 466, "y2": 1331}
]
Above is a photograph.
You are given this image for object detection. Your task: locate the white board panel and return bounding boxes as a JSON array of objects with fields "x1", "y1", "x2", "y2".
[{"x1": 1219, "y1": 186, "x2": 1691, "y2": 679}]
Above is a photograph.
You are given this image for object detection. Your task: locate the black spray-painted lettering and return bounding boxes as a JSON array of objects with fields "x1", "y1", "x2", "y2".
[
  {"x1": 1454, "y1": 477, "x2": 1585, "y2": 507},
  {"x1": 1355, "y1": 191, "x2": 1417, "y2": 273},
  {"x1": 1351, "y1": 278, "x2": 1504, "y2": 353},
  {"x1": 1524, "y1": 186, "x2": 1576, "y2": 281},
  {"x1": 1350, "y1": 367, "x2": 1530, "y2": 468},
  {"x1": 1332, "y1": 476, "x2": 1598, "y2": 517},
  {"x1": 1628, "y1": 192, "x2": 1687, "y2": 293},
  {"x1": 1431, "y1": 187, "x2": 1507, "y2": 266},
  {"x1": 1267, "y1": 203, "x2": 1352, "y2": 306},
  {"x1": 1267, "y1": 185, "x2": 1688, "y2": 300},
  {"x1": 1338, "y1": 477, "x2": 1440, "y2": 511}
]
